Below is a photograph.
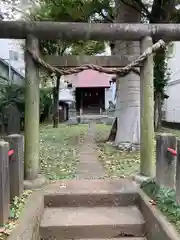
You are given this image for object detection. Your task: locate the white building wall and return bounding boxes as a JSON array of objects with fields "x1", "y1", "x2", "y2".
[
  {"x1": 0, "y1": 0, "x2": 33, "y2": 78},
  {"x1": 104, "y1": 82, "x2": 116, "y2": 109},
  {"x1": 164, "y1": 81, "x2": 180, "y2": 123},
  {"x1": 164, "y1": 42, "x2": 180, "y2": 122},
  {"x1": 0, "y1": 39, "x2": 25, "y2": 76},
  {"x1": 105, "y1": 88, "x2": 111, "y2": 109},
  {"x1": 167, "y1": 42, "x2": 180, "y2": 82}
]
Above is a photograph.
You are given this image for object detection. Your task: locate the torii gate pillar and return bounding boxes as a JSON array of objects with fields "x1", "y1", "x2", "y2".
[{"x1": 140, "y1": 36, "x2": 154, "y2": 177}]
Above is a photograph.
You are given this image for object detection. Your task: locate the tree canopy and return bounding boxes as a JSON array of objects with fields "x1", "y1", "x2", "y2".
[{"x1": 28, "y1": 0, "x2": 109, "y2": 56}]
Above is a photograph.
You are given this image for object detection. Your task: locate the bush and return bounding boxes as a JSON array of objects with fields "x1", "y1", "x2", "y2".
[
  {"x1": 0, "y1": 84, "x2": 53, "y2": 132},
  {"x1": 141, "y1": 179, "x2": 180, "y2": 232}
]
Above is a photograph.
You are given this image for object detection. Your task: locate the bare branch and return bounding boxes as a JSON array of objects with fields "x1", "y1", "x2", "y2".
[{"x1": 120, "y1": 0, "x2": 155, "y2": 22}]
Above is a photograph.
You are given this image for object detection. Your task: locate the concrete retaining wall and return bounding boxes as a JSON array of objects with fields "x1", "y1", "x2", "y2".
[
  {"x1": 7, "y1": 190, "x2": 44, "y2": 240},
  {"x1": 138, "y1": 190, "x2": 180, "y2": 240}
]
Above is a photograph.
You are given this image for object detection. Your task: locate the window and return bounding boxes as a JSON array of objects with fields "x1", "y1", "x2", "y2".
[
  {"x1": 9, "y1": 50, "x2": 19, "y2": 61},
  {"x1": 67, "y1": 83, "x2": 72, "y2": 88}
]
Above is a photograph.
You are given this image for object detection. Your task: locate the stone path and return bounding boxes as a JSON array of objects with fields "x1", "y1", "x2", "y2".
[
  {"x1": 39, "y1": 122, "x2": 150, "y2": 240},
  {"x1": 76, "y1": 121, "x2": 105, "y2": 179}
]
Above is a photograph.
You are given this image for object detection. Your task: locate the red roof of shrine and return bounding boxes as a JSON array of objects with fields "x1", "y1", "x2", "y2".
[{"x1": 65, "y1": 70, "x2": 114, "y2": 88}]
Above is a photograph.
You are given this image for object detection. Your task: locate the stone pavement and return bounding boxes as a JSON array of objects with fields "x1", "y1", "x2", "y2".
[{"x1": 75, "y1": 121, "x2": 105, "y2": 179}]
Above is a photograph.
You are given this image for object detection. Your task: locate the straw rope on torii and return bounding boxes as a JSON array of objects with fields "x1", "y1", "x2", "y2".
[{"x1": 27, "y1": 39, "x2": 166, "y2": 77}]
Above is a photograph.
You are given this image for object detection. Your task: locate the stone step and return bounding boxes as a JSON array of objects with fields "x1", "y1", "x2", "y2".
[
  {"x1": 75, "y1": 239, "x2": 147, "y2": 240},
  {"x1": 44, "y1": 179, "x2": 138, "y2": 207},
  {"x1": 40, "y1": 206, "x2": 146, "y2": 239}
]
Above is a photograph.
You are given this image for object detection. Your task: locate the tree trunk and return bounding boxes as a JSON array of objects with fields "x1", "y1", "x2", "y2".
[
  {"x1": 53, "y1": 76, "x2": 60, "y2": 128},
  {"x1": 113, "y1": 0, "x2": 141, "y2": 148},
  {"x1": 154, "y1": 92, "x2": 162, "y2": 131},
  {"x1": 108, "y1": 117, "x2": 117, "y2": 141}
]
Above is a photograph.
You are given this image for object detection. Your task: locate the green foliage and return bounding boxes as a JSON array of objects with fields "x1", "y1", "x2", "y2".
[
  {"x1": 0, "y1": 190, "x2": 32, "y2": 238},
  {"x1": 0, "y1": 84, "x2": 25, "y2": 127},
  {"x1": 154, "y1": 48, "x2": 171, "y2": 95},
  {"x1": 28, "y1": 0, "x2": 107, "y2": 56},
  {"x1": 0, "y1": 84, "x2": 24, "y2": 110},
  {"x1": 0, "y1": 83, "x2": 53, "y2": 124},
  {"x1": 141, "y1": 180, "x2": 180, "y2": 232},
  {"x1": 29, "y1": 0, "x2": 114, "y2": 23},
  {"x1": 140, "y1": 178, "x2": 160, "y2": 196},
  {"x1": 40, "y1": 87, "x2": 53, "y2": 116},
  {"x1": 70, "y1": 40, "x2": 105, "y2": 55},
  {"x1": 10, "y1": 190, "x2": 32, "y2": 220}
]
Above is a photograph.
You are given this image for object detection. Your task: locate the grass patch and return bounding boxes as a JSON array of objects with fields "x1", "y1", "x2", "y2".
[
  {"x1": 95, "y1": 124, "x2": 141, "y2": 177},
  {"x1": 97, "y1": 143, "x2": 140, "y2": 178},
  {"x1": 40, "y1": 124, "x2": 88, "y2": 180},
  {"x1": 0, "y1": 124, "x2": 88, "y2": 239},
  {"x1": 0, "y1": 190, "x2": 32, "y2": 240},
  {"x1": 141, "y1": 180, "x2": 180, "y2": 233},
  {"x1": 95, "y1": 124, "x2": 180, "y2": 178},
  {"x1": 159, "y1": 127, "x2": 180, "y2": 138}
]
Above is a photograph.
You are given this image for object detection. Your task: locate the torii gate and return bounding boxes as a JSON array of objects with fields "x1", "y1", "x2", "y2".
[{"x1": 0, "y1": 21, "x2": 177, "y2": 182}]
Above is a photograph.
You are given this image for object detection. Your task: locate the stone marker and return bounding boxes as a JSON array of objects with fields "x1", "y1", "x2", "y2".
[
  {"x1": 4, "y1": 134, "x2": 24, "y2": 201},
  {"x1": 176, "y1": 138, "x2": 180, "y2": 204},
  {"x1": 7, "y1": 105, "x2": 21, "y2": 134},
  {"x1": 0, "y1": 140, "x2": 10, "y2": 226},
  {"x1": 156, "y1": 133, "x2": 176, "y2": 189}
]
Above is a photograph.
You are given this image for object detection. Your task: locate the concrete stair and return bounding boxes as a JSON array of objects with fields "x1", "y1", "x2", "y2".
[{"x1": 39, "y1": 179, "x2": 147, "y2": 240}]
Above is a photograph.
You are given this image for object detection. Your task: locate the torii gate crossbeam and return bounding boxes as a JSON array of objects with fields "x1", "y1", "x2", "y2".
[{"x1": 0, "y1": 21, "x2": 180, "y2": 41}]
